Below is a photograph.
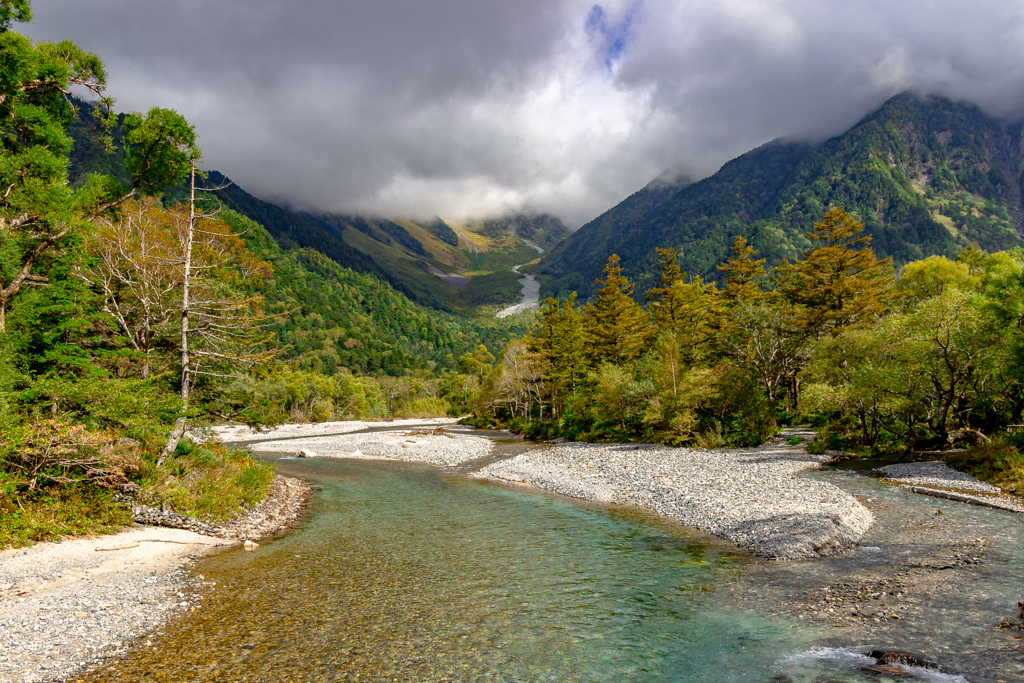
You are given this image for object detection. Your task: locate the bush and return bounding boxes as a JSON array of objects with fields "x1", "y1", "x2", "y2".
[
  {"x1": 135, "y1": 440, "x2": 274, "y2": 523},
  {"x1": 0, "y1": 475, "x2": 132, "y2": 549}
]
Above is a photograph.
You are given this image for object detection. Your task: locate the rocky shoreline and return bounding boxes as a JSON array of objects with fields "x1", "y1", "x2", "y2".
[
  {"x1": 473, "y1": 431, "x2": 874, "y2": 559},
  {"x1": 0, "y1": 475, "x2": 310, "y2": 683}
]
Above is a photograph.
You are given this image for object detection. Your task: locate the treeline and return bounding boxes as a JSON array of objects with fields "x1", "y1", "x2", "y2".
[{"x1": 467, "y1": 207, "x2": 1024, "y2": 462}]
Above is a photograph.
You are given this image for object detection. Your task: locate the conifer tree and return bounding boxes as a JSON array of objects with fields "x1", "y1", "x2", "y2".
[
  {"x1": 646, "y1": 247, "x2": 722, "y2": 361},
  {"x1": 527, "y1": 293, "x2": 588, "y2": 416},
  {"x1": 717, "y1": 236, "x2": 772, "y2": 304},
  {"x1": 585, "y1": 254, "x2": 650, "y2": 365},
  {"x1": 777, "y1": 207, "x2": 894, "y2": 337},
  {"x1": 0, "y1": 1, "x2": 198, "y2": 332}
]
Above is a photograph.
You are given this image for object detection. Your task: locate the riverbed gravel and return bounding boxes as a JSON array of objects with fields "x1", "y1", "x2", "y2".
[
  {"x1": 204, "y1": 417, "x2": 462, "y2": 444},
  {"x1": 474, "y1": 432, "x2": 874, "y2": 559},
  {"x1": 878, "y1": 461, "x2": 1002, "y2": 493},
  {"x1": 234, "y1": 424, "x2": 494, "y2": 466},
  {"x1": 0, "y1": 528, "x2": 222, "y2": 683}
]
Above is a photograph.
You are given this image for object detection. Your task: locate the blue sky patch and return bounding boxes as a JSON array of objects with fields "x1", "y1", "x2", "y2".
[{"x1": 585, "y1": 3, "x2": 640, "y2": 70}]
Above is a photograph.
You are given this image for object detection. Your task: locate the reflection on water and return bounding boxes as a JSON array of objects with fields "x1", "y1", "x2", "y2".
[{"x1": 84, "y1": 449, "x2": 1022, "y2": 682}]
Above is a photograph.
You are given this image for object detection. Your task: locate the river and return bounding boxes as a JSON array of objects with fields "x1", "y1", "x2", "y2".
[{"x1": 84, "y1": 434, "x2": 1023, "y2": 682}]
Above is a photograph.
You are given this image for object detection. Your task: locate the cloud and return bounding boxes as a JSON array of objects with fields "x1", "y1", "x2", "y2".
[{"x1": 26, "y1": 0, "x2": 1024, "y2": 227}]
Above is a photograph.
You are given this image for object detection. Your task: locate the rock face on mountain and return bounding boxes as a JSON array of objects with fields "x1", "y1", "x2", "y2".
[{"x1": 538, "y1": 93, "x2": 1024, "y2": 300}]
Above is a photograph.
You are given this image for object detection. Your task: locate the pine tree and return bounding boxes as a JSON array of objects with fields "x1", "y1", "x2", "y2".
[
  {"x1": 585, "y1": 255, "x2": 650, "y2": 365},
  {"x1": 527, "y1": 293, "x2": 588, "y2": 416},
  {"x1": 717, "y1": 236, "x2": 771, "y2": 304},
  {"x1": 646, "y1": 247, "x2": 722, "y2": 361}
]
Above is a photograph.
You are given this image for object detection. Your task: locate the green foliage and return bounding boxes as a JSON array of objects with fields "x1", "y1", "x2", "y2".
[
  {"x1": 122, "y1": 107, "x2": 199, "y2": 194},
  {"x1": 0, "y1": 476, "x2": 131, "y2": 550},
  {"x1": 457, "y1": 269, "x2": 523, "y2": 306},
  {"x1": 944, "y1": 438, "x2": 1024, "y2": 494},
  {"x1": 585, "y1": 255, "x2": 651, "y2": 364}
]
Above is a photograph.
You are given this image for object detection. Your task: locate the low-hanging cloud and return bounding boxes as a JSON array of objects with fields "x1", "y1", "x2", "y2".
[{"x1": 27, "y1": 0, "x2": 1024, "y2": 227}]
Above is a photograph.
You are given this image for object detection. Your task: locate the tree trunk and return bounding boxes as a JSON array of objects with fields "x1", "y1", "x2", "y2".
[{"x1": 159, "y1": 162, "x2": 196, "y2": 466}]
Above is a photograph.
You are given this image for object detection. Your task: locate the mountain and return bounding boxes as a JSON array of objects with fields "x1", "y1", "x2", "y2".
[
  {"x1": 65, "y1": 101, "x2": 570, "y2": 314},
  {"x1": 536, "y1": 93, "x2": 1024, "y2": 300}
]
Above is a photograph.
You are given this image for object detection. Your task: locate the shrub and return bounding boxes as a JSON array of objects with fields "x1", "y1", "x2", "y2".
[{"x1": 135, "y1": 440, "x2": 274, "y2": 523}]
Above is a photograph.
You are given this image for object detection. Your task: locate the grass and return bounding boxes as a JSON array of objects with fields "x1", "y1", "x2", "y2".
[
  {"x1": 0, "y1": 474, "x2": 132, "y2": 549},
  {"x1": 0, "y1": 436, "x2": 276, "y2": 550},
  {"x1": 135, "y1": 440, "x2": 275, "y2": 523}
]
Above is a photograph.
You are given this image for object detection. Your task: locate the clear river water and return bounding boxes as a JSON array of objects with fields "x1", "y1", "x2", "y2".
[{"x1": 84, "y1": 435, "x2": 1024, "y2": 682}]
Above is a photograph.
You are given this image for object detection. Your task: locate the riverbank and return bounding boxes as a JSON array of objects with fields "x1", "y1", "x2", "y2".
[
  {"x1": 474, "y1": 431, "x2": 874, "y2": 559},
  {"x1": 0, "y1": 474, "x2": 310, "y2": 683},
  {"x1": 212, "y1": 418, "x2": 494, "y2": 467}
]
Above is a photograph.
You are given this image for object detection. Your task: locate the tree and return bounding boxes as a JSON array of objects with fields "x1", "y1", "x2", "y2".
[
  {"x1": 77, "y1": 199, "x2": 179, "y2": 379},
  {"x1": 777, "y1": 207, "x2": 894, "y2": 337},
  {"x1": 585, "y1": 254, "x2": 650, "y2": 365},
  {"x1": 717, "y1": 236, "x2": 772, "y2": 304},
  {"x1": 722, "y1": 301, "x2": 811, "y2": 420},
  {"x1": 646, "y1": 247, "x2": 722, "y2": 363},
  {"x1": 157, "y1": 166, "x2": 275, "y2": 463},
  {"x1": 525, "y1": 293, "x2": 588, "y2": 417},
  {"x1": 0, "y1": 2, "x2": 198, "y2": 331}
]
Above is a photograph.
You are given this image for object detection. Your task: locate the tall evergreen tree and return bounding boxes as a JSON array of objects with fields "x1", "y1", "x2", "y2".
[
  {"x1": 585, "y1": 254, "x2": 650, "y2": 365},
  {"x1": 717, "y1": 236, "x2": 772, "y2": 304},
  {"x1": 0, "y1": 0, "x2": 198, "y2": 331},
  {"x1": 777, "y1": 207, "x2": 894, "y2": 337},
  {"x1": 527, "y1": 293, "x2": 588, "y2": 416}
]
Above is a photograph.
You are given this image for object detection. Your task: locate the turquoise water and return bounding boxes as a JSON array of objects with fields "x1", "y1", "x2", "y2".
[{"x1": 84, "y1": 450, "x2": 1018, "y2": 681}]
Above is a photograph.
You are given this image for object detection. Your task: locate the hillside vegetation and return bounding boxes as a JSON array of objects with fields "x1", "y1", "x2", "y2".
[
  {"x1": 0, "y1": 1, "x2": 536, "y2": 548},
  {"x1": 538, "y1": 93, "x2": 1024, "y2": 299}
]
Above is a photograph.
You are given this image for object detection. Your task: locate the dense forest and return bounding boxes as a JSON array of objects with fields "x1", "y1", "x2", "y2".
[{"x1": 471, "y1": 208, "x2": 1024, "y2": 492}]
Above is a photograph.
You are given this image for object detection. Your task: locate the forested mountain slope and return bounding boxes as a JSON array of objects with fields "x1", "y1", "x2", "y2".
[
  {"x1": 67, "y1": 105, "x2": 568, "y2": 313},
  {"x1": 226, "y1": 211, "x2": 529, "y2": 375},
  {"x1": 537, "y1": 93, "x2": 1024, "y2": 299}
]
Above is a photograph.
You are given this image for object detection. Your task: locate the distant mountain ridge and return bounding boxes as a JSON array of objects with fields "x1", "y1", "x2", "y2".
[
  {"x1": 536, "y1": 93, "x2": 1024, "y2": 300},
  {"x1": 65, "y1": 102, "x2": 570, "y2": 313}
]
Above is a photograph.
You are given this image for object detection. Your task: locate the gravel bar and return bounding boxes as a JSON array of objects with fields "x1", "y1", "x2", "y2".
[
  {"x1": 878, "y1": 461, "x2": 1002, "y2": 494},
  {"x1": 0, "y1": 529, "x2": 223, "y2": 683},
  {"x1": 222, "y1": 421, "x2": 493, "y2": 467},
  {"x1": 474, "y1": 432, "x2": 873, "y2": 560}
]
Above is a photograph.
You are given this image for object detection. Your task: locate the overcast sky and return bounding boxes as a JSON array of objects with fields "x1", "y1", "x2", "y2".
[{"x1": 27, "y1": 0, "x2": 1024, "y2": 227}]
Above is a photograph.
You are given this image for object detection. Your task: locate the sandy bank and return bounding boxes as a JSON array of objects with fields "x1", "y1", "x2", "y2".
[{"x1": 0, "y1": 527, "x2": 222, "y2": 682}]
